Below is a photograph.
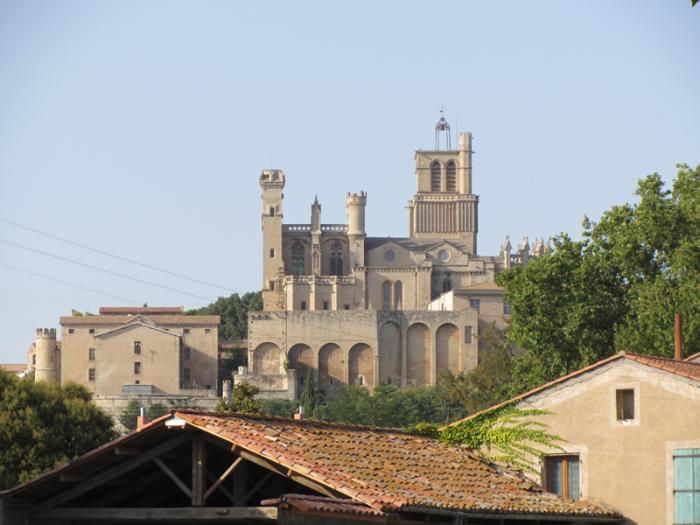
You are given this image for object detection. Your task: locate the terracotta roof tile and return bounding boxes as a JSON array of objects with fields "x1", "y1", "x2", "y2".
[
  {"x1": 60, "y1": 315, "x2": 219, "y2": 326},
  {"x1": 176, "y1": 411, "x2": 619, "y2": 518},
  {"x1": 262, "y1": 494, "x2": 393, "y2": 517}
]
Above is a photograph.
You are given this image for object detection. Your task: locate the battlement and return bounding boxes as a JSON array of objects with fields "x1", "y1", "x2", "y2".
[
  {"x1": 35, "y1": 328, "x2": 56, "y2": 339},
  {"x1": 259, "y1": 169, "x2": 285, "y2": 187},
  {"x1": 346, "y1": 191, "x2": 367, "y2": 206}
]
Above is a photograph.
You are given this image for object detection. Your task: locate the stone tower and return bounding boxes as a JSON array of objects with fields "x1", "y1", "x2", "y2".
[
  {"x1": 407, "y1": 123, "x2": 478, "y2": 254},
  {"x1": 346, "y1": 191, "x2": 366, "y2": 268},
  {"x1": 34, "y1": 328, "x2": 58, "y2": 384},
  {"x1": 260, "y1": 169, "x2": 285, "y2": 310}
]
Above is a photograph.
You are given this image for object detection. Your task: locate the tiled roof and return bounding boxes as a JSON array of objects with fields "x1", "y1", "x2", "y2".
[
  {"x1": 99, "y1": 306, "x2": 184, "y2": 315},
  {"x1": 444, "y1": 352, "x2": 700, "y2": 428},
  {"x1": 60, "y1": 315, "x2": 219, "y2": 326},
  {"x1": 176, "y1": 411, "x2": 619, "y2": 518},
  {"x1": 262, "y1": 494, "x2": 391, "y2": 518},
  {"x1": 0, "y1": 364, "x2": 27, "y2": 373}
]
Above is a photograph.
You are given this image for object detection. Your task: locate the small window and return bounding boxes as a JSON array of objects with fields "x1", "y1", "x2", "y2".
[
  {"x1": 184, "y1": 368, "x2": 191, "y2": 381},
  {"x1": 88, "y1": 368, "x2": 96, "y2": 382},
  {"x1": 469, "y1": 299, "x2": 480, "y2": 311},
  {"x1": 89, "y1": 328, "x2": 95, "y2": 334},
  {"x1": 616, "y1": 389, "x2": 635, "y2": 421},
  {"x1": 323, "y1": 301, "x2": 329, "y2": 310},
  {"x1": 135, "y1": 380, "x2": 140, "y2": 385},
  {"x1": 545, "y1": 455, "x2": 580, "y2": 500},
  {"x1": 344, "y1": 304, "x2": 350, "y2": 310},
  {"x1": 464, "y1": 326, "x2": 472, "y2": 344},
  {"x1": 269, "y1": 248, "x2": 275, "y2": 258},
  {"x1": 88, "y1": 348, "x2": 95, "y2": 361},
  {"x1": 300, "y1": 301, "x2": 307, "y2": 311},
  {"x1": 183, "y1": 347, "x2": 191, "y2": 360},
  {"x1": 357, "y1": 375, "x2": 364, "y2": 386},
  {"x1": 134, "y1": 341, "x2": 142, "y2": 355},
  {"x1": 184, "y1": 328, "x2": 190, "y2": 334},
  {"x1": 68, "y1": 328, "x2": 75, "y2": 334},
  {"x1": 503, "y1": 302, "x2": 511, "y2": 315},
  {"x1": 134, "y1": 362, "x2": 141, "y2": 374},
  {"x1": 205, "y1": 328, "x2": 211, "y2": 334},
  {"x1": 32, "y1": 354, "x2": 36, "y2": 365},
  {"x1": 269, "y1": 206, "x2": 275, "y2": 217}
]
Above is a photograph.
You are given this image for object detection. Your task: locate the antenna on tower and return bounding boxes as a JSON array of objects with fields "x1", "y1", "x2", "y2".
[{"x1": 435, "y1": 107, "x2": 451, "y2": 150}]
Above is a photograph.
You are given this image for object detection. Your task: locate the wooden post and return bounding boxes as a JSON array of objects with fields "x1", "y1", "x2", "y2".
[{"x1": 191, "y1": 436, "x2": 206, "y2": 506}]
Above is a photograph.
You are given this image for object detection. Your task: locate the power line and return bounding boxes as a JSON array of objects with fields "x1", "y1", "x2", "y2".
[
  {"x1": 0, "y1": 217, "x2": 234, "y2": 293},
  {"x1": 0, "y1": 238, "x2": 215, "y2": 303},
  {"x1": 0, "y1": 260, "x2": 141, "y2": 305}
]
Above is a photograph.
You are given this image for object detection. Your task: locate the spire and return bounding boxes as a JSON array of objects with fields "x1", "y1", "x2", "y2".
[{"x1": 313, "y1": 195, "x2": 319, "y2": 207}]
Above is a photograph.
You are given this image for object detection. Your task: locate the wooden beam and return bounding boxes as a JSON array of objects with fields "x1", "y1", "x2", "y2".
[
  {"x1": 204, "y1": 457, "x2": 243, "y2": 501},
  {"x1": 89, "y1": 467, "x2": 168, "y2": 506},
  {"x1": 191, "y1": 435, "x2": 207, "y2": 506},
  {"x1": 29, "y1": 506, "x2": 279, "y2": 522},
  {"x1": 36, "y1": 432, "x2": 192, "y2": 510},
  {"x1": 153, "y1": 457, "x2": 192, "y2": 499},
  {"x1": 205, "y1": 471, "x2": 235, "y2": 504},
  {"x1": 114, "y1": 446, "x2": 141, "y2": 456},
  {"x1": 59, "y1": 473, "x2": 85, "y2": 483},
  {"x1": 243, "y1": 471, "x2": 273, "y2": 505},
  {"x1": 288, "y1": 471, "x2": 339, "y2": 498}
]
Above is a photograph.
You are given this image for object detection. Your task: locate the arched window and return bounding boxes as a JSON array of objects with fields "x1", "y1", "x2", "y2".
[
  {"x1": 393, "y1": 281, "x2": 403, "y2": 310},
  {"x1": 442, "y1": 276, "x2": 452, "y2": 293},
  {"x1": 430, "y1": 161, "x2": 441, "y2": 192},
  {"x1": 382, "y1": 281, "x2": 392, "y2": 310},
  {"x1": 292, "y1": 241, "x2": 304, "y2": 275},
  {"x1": 446, "y1": 161, "x2": 456, "y2": 192},
  {"x1": 330, "y1": 241, "x2": 343, "y2": 276}
]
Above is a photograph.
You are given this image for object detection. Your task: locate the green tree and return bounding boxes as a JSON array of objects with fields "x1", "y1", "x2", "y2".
[
  {"x1": 119, "y1": 401, "x2": 171, "y2": 432},
  {"x1": 498, "y1": 165, "x2": 700, "y2": 393},
  {"x1": 299, "y1": 369, "x2": 317, "y2": 417},
  {"x1": 259, "y1": 399, "x2": 298, "y2": 417},
  {"x1": 188, "y1": 291, "x2": 262, "y2": 341},
  {"x1": 0, "y1": 370, "x2": 116, "y2": 489},
  {"x1": 217, "y1": 381, "x2": 261, "y2": 413}
]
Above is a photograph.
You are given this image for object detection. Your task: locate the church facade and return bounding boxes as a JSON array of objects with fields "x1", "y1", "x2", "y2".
[{"x1": 241, "y1": 121, "x2": 542, "y2": 398}]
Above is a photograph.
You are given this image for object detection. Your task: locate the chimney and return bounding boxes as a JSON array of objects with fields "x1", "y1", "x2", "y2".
[
  {"x1": 294, "y1": 405, "x2": 305, "y2": 420},
  {"x1": 136, "y1": 406, "x2": 150, "y2": 431},
  {"x1": 675, "y1": 313, "x2": 683, "y2": 361}
]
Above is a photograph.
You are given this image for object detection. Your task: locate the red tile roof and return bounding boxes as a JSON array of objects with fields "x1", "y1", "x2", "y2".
[
  {"x1": 175, "y1": 411, "x2": 620, "y2": 519},
  {"x1": 262, "y1": 494, "x2": 391, "y2": 518},
  {"x1": 99, "y1": 306, "x2": 184, "y2": 315},
  {"x1": 60, "y1": 315, "x2": 219, "y2": 326},
  {"x1": 444, "y1": 352, "x2": 700, "y2": 428}
]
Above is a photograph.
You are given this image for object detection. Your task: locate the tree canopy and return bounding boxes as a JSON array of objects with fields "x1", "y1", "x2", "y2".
[
  {"x1": 498, "y1": 164, "x2": 700, "y2": 393},
  {"x1": 0, "y1": 371, "x2": 116, "y2": 489},
  {"x1": 187, "y1": 291, "x2": 262, "y2": 341}
]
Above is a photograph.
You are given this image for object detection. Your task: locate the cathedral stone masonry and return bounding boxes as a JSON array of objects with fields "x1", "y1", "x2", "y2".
[{"x1": 244, "y1": 119, "x2": 546, "y2": 399}]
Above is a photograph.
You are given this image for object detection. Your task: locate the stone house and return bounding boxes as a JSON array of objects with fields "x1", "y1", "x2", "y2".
[{"x1": 444, "y1": 352, "x2": 700, "y2": 525}]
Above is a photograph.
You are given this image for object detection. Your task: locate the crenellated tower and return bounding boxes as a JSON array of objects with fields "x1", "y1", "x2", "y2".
[
  {"x1": 408, "y1": 116, "x2": 479, "y2": 253},
  {"x1": 34, "y1": 327, "x2": 58, "y2": 384},
  {"x1": 346, "y1": 191, "x2": 367, "y2": 268},
  {"x1": 260, "y1": 169, "x2": 285, "y2": 310}
]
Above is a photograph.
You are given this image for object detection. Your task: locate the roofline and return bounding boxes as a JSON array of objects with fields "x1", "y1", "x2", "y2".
[
  {"x1": 685, "y1": 351, "x2": 700, "y2": 362},
  {"x1": 94, "y1": 321, "x2": 181, "y2": 339}
]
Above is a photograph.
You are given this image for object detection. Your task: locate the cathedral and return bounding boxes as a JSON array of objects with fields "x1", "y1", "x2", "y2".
[{"x1": 240, "y1": 117, "x2": 543, "y2": 399}]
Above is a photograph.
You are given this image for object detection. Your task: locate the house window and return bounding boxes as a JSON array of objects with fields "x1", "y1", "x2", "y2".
[
  {"x1": 134, "y1": 362, "x2": 141, "y2": 374},
  {"x1": 134, "y1": 341, "x2": 142, "y2": 355},
  {"x1": 616, "y1": 389, "x2": 635, "y2": 421},
  {"x1": 464, "y1": 326, "x2": 472, "y2": 344},
  {"x1": 183, "y1": 347, "x2": 191, "y2": 360},
  {"x1": 430, "y1": 161, "x2": 441, "y2": 192},
  {"x1": 446, "y1": 160, "x2": 457, "y2": 192},
  {"x1": 89, "y1": 328, "x2": 95, "y2": 334},
  {"x1": 68, "y1": 328, "x2": 74, "y2": 334},
  {"x1": 503, "y1": 302, "x2": 511, "y2": 315},
  {"x1": 674, "y1": 448, "x2": 700, "y2": 524},
  {"x1": 545, "y1": 455, "x2": 580, "y2": 501},
  {"x1": 184, "y1": 328, "x2": 190, "y2": 334},
  {"x1": 469, "y1": 299, "x2": 480, "y2": 311},
  {"x1": 269, "y1": 248, "x2": 275, "y2": 258},
  {"x1": 300, "y1": 301, "x2": 307, "y2": 311},
  {"x1": 205, "y1": 328, "x2": 211, "y2": 334},
  {"x1": 292, "y1": 241, "x2": 305, "y2": 275},
  {"x1": 88, "y1": 348, "x2": 95, "y2": 361},
  {"x1": 184, "y1": 368, "x2": 191, "y2": 382},
  {"x1": 269, "y1": 206, "x2": 275, "y2": 217},
  {"x1": 88, "y1": 368, "x2": 96, "y2": 382},
  {"x1": 323, "y1": 301, "x2": 329, "y2": 310},
  {"x1": 269, "y1": 280, "x2": 276, "y2": 291}
]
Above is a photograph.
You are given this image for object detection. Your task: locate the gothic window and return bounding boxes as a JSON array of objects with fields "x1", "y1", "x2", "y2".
[
  {"x1": 382, "y1": 281, "x2": 392, "y2": 310},
  {"x1": 430, "y1": 161, "x2": 441, "y2": 192},
  {"x1": 394, "y1": 281, "x2": 403, "y2": 310},
  {"x1": 292, "y1": 241, "x2": 304, "y2": 275},
  {"x1": 330, "y1": 241, "x2": 343, "y2": 276},
  {"x1": 446, "y1": 160, "x2": 457, "y2": 192}
]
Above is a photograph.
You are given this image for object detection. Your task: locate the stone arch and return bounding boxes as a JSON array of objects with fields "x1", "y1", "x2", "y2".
[
  {"x1": 407, "y1": 323, "x2": 431, "y2": 387},
  {"x1": 378, "y1": 321, "x2": 401, "y2": 385},
  {"x1": 253, "y1": 342, "x2": 284, "y2": 375},
  {"x1": 349, "y1": 343, "x2": 374, "y2": 388},
  {"x1": 436, "y1": 323, "x2": 460, "y2": 375},
  {"x1": 446, "y1": 160, "x2": 457, "y2": 192},
  {"x1": 288, "y1": 343, "x2": 314, "y2": 386},
  {"x1": 318, "y1": 343, "x2": 343, "y2": 394},
  {"x1": 430, "y1": 161, "x2": 442, "y2": 192}
]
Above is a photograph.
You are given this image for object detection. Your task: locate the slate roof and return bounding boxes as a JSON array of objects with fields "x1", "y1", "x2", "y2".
[
  {"x1": 444, "y1": 352, "x2": 700, "y2": 428},
  {"x1": 175, "y1": 411, "x2": 620, "y2": 519}
]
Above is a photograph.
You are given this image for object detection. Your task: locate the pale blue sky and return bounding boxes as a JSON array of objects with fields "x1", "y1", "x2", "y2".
[{"x1": 0, "y1": 1, "x2": 698, "y2": 362}]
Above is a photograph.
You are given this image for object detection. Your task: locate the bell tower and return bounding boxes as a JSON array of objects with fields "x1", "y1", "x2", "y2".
[
  {"x1": 407, "y1": 113, "x2": 478, "y2": 254},
  {"x1": 260, "y1": 169, "x2": 285, "y2": 310}
]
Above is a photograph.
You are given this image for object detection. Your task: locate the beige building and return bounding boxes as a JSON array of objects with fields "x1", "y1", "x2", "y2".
[
  {"x1": 243, "y1": 118, "x2": 545, "y2": 398},
  {"x1": 32, "y1": 306, "x2": 219, "y2": 397},
  {"x1": 447, "y1": 352, "x2": 700, "y2": 525}
]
